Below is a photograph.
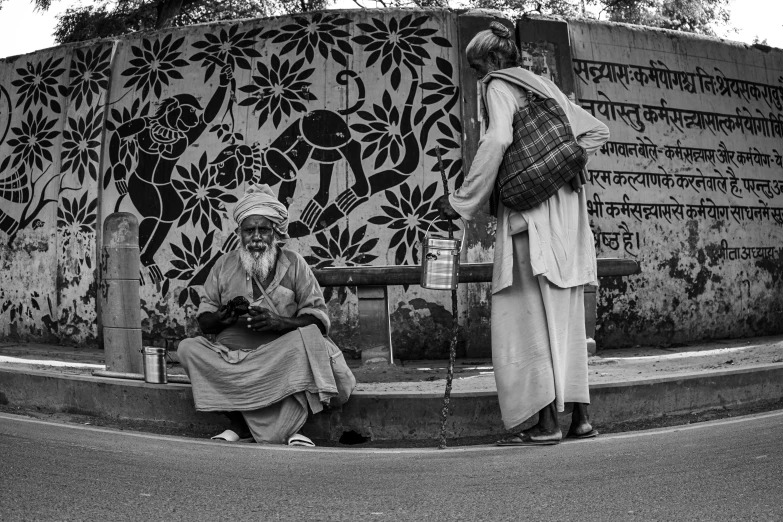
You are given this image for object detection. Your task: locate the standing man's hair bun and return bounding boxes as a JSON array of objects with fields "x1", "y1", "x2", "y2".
[{"x1": 489, "y1": 21, "x2": 511, "y2": 39}]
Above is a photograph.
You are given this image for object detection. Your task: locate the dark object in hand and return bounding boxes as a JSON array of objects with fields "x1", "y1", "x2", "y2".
[{"x1": 225, "y1": 296, "x2": 250, "y2": 316}]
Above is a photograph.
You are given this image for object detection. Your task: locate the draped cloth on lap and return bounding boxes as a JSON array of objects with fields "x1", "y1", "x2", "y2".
[{"x1": 178, "y1": 324, "x2": 338, "y2": 443}]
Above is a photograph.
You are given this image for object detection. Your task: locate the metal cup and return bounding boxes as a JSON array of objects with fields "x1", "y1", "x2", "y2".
[
  {"x1": 141, "y1": 346, "x2": 168, "y2": 384},
  {"x1": 420, "y1": 234, "x2": 462, "y2": 291}
]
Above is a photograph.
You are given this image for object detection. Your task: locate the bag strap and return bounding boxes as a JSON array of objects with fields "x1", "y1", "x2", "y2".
[{"x1": 252, "y1": 275, "x2": 281, "y2": 316}]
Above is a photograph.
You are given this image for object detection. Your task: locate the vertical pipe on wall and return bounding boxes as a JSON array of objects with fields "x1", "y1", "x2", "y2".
[
  {"x1": 100, "y1": 212, "x2": 142, "y2": 372},
  {"x1": 94, "y1": 40, "x2": 121, "y2": 351}
]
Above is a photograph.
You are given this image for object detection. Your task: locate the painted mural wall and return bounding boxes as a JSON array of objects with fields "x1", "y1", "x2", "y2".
[
  {"x1": 101, "y1": 10, "x2": 463, "y2": 357},
  {"x1": 3, "y1": 11, "x2": 781, "y2": 355},
  {"x1": 570, "y1": 21, "x2": 783, "y2": 346},
  {"x1": 0, "y1": 42, "x2": 113, "y2": 345},
  {"x1": 0, "y1": 9, "x2": 470, "y2": 358}
]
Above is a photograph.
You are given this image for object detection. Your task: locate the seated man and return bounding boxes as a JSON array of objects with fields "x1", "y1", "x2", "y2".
[{"x1": 177, "y1": 184, "x2": 355, "y2": 446}]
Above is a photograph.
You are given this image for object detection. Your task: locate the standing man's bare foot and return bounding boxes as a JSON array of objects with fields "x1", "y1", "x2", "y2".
[
  {"x1": 567, "y1": 402, "x2": 598, "y2": 439},
  {"x1": 496, "y1": 401, "x2": 562, "y2": 446}
]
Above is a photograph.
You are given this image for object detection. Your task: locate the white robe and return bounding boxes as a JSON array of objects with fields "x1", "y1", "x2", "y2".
[{"x1": 449, "y1": 68, "x2": 610, "y2": 429}]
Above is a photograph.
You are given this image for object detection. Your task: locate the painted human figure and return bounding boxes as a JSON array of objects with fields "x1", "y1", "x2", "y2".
[{"x1": 109, "y1": 65, "x2": 233, "y2": 283}]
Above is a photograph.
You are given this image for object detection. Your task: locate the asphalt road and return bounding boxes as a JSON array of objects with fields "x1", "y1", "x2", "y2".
[{"x1": 1, "y1": 411, "x2": 781, "y2": 521}]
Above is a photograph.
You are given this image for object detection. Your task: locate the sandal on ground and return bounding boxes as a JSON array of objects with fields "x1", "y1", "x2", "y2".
[
  {"x1": 287, "y1": 433, "x2": 315, "y2": 447},
  {"x1": 496, "y1": 431, "x2": 561, "y2": 447},
  {"x1": 566, "y1": 427, "x2": 599, "y2": 439},
  {"x1": 210, "y1": 429, "x2": 254, "y2": 443}
]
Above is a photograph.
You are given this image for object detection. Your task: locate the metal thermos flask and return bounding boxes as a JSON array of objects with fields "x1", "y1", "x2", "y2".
[
  {"x1": 420, "y1": 234, "x2": 462, "y2": 290},
  {"x1": 141, "y1": 346, "x2": 168, "y2": 384}
]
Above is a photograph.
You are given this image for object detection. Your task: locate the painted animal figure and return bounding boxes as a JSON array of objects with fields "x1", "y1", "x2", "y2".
[{"x1": 254, "y1": 70, "x2": 421, "y2": 238}]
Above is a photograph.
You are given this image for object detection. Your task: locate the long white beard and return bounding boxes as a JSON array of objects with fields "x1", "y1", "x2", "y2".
[{"x1": 239, "y1": 244, "x2": 278, "y2": 282}]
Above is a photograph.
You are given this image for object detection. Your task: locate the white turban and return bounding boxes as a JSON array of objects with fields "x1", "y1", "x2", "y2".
[{"x1": 232, "y1": 184, "x2": 289, "y2": 239}]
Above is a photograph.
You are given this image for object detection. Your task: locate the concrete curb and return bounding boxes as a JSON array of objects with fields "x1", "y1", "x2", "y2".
[{"x1": 1, "y1": 364, "x2": 783, "y2": 441}]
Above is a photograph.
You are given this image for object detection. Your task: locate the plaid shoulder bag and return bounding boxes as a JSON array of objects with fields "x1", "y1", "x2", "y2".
[{"x1": 495, "y1": 90, "x2": 587, "y2": 211}]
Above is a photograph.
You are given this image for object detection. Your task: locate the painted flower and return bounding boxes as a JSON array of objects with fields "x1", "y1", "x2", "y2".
[
  {"x1": 57, "y1": 191, "x2": 98, "y2": 248},
  {"x1": 261, "y1": 13, "x2": 353, "y2": 66},
  {"x1": 61, "y1": 107, "x2": 103, "y2": 184},
  {"x1": 172, "y1": 152, "x2": 238, "y2": 234},
  {"x1": 350, "y1": 90, "x2": 403, "y2": 169},
  {"x1": 121, "y1": 34, "x2": 189, "y2": 100},
  {"x1": 68, "y1": 45, "x2": 112, "y2": 110},
  {"x1": 6, "y1": 108, "x2": 60, "y2": 170},
  {"x1": 368, "y1": 182, "x2": 455, "y2": 265},
  {"x1": 166, "y1": 231, "x2": 215, "y2": 307},
  {"x1": 190, "y1": 25, "x2": 263, "y2": 81},
  {"x1": 420, "y1": 56, "x2": 459, "y2": 106},
  {"x1": 304, "y1": 224, "x2": 379, "y2": 269},
  {"x1": 238, "y1": 55, "x2": 316, "y2": 128},
  {"x1": 353, "y1": 14, "x2": 451, "y2": 89},
  {"x1": 10, "y1": 56, "x2": 66, "y2": 112}
]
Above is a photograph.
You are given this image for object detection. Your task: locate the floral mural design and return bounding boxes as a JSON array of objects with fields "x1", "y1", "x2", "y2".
[
  {"x1": 57, "y1": 192, "x2": 98, "y2": 249},
  {"x1": 239, "y1": 55, "x2": 317, "y2": 128},
  {"x1": 0, "y1": 12, "x2": 463, "y2": 347},
  {"x1": 353, "y1": 14, "x2": 450, "y2": 89},
  {"x1": 368, "y1": 182, "x2": 455, "y2": 265},
  {"x1": 11, "y1": 56, "x2": 66, "y2": 113},
  {"x1": 420, "y1": 56, "x2": 463, "y2": 186},
  {"x1": 261, "y1": 13, "x2": 353, "y2": 66},
  {"x1": 172, "y1": 152, "x2": 238, "y2": 234},
  {"x1": 61, "y1": 107, "x2": 103, "y2": 184},
  {"x1": 165, "y1": 231, "x2": 216, "y2": 306},
  {"x1": 351, "y1": 90, "x2": 405, "y2": 169},
  {"x1": 420, "y1": 57, "x2": 459, "y2": 106},
  {"x1": 121, "y1": 34, "x2": 189, "y2": 100},
  {"x1": 303, "y1": 223, "x2": 378, "y2": 303},
  {"x1": 190, "y1": 25, "x2": 263, "y2": 80},
  {"x1": 7, "y1": 109, "x2": 59, "y2": 171},
  {"x1": 68, "y1": 45, "x2": 112, "y2": 111},
  {"x1": 304, "y1": 224, "x2": 379, "y2": 268},
  {"x1": 2, "y1": 41, "x2": 108, "y2": 344}
]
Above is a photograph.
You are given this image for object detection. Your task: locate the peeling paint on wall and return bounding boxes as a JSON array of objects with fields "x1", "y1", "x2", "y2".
[{"x1": 0, "y1": 42, "x2": 111, "y2": 345}]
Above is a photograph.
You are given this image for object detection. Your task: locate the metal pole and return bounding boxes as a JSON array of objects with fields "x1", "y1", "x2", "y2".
[{"x1": 100, "y1": 212, "x2": 142, "y2": 373}]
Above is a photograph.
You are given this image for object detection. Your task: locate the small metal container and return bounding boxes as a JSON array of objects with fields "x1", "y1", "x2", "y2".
[
  {"x1": 420, "y1": 235, "x2": 462, "y2": 290},
  {"x1": 141, "y1": 346, "x2": 167, "y2": 384}
]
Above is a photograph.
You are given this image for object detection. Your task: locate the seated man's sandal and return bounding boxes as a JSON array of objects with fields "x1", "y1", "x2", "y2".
[
  {"x1": 210, "y1": 429, "x2": 254, "y2": 443},
  {"x1": 287, "y1": 433, "x2": 315, "y2": 447}
]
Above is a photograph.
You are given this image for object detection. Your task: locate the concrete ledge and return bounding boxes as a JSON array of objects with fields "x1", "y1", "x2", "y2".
[{"x1": 2, "y1": 364, "x2": 782, "y2": 441}]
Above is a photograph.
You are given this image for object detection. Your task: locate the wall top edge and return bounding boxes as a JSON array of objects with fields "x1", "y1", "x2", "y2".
[
  {"x1": 0, "y1": 35, "x2": 118, "y2": 63},
  {"x1": 520, "y1": 13, "x2": 567, "y2": 23},
  {"x1": 0, "y1": 7, "x2": 460, "y2": 62},
  {"x1": 565, "y1": 16, "x2": 783, "y2": 54}
]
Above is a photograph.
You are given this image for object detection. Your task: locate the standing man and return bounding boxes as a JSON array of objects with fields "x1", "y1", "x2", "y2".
[
  {"x1": 177, "y1": 184, "x2": 354, "y2": 446},
  {"x1": 438, "y1": 23, "x2": 610, "y2": 445}
]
